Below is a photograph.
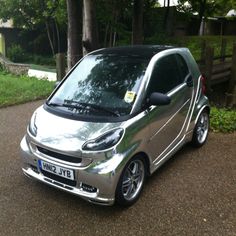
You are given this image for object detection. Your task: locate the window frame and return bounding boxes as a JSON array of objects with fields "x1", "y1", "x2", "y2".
[{"x1": 146, "y1": 53, "x2": 188, "y2": 97}]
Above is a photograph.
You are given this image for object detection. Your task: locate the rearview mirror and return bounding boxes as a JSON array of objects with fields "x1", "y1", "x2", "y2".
[{"x1": 149, "y1": 92, "x2": 171, "y2": 106}]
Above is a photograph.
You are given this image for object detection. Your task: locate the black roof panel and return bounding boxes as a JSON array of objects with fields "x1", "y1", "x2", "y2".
[{"x1": 90, "y1": 45, "x2": 174, "y2": 59}]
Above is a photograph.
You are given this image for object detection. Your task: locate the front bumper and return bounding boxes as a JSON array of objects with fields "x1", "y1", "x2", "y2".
[{"x1": 20, "y1": 135, "x2": 124, "y2": 206}]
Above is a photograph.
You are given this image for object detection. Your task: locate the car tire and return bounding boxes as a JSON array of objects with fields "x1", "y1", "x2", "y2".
[
  {"x1": 191, "y1": 110, "x2": 209, "y2": 148},
  {"x1": 115, "y1": 156, "x2": 146, "y2": 207}
]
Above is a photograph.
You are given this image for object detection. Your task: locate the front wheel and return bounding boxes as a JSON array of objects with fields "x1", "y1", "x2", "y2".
[
  {"x1": 115, "y1": 156, "x2": 146, "y2": 206},
  {"x1": 191, "y1": 110, "x2": 209, "y2": 147}
]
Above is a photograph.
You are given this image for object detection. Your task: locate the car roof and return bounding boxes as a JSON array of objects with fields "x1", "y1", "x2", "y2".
[{"x1": 90, "y1": 45, "x2": 175, "y2": 60}]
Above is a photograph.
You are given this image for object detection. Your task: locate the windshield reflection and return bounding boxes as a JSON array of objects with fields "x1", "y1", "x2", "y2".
[{"x1": 50, "y1": 53, "x2": 149, "y2": 117}]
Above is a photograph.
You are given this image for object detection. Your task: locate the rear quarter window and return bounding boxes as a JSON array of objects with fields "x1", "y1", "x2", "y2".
[{"x1": 175, "y1": 54, "x2": 189, "y2": 79}]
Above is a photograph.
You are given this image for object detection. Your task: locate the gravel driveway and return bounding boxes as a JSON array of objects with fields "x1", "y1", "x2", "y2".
[{"x1": 0, "y1": 100, "x2": 235, "y2": 236}]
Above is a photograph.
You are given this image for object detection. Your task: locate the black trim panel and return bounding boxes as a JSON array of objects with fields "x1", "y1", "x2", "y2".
[
  {"x1": 37, "y1": 146, "x2": 82, "y2": 163},
  {"x1": 43, "y1": 103, "x2": 139, "y2": 123}
]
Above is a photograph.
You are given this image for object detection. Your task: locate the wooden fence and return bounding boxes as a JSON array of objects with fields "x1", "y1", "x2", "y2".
[
  {"x1": 55, "y1": 41, "x2": 236, "y2": 106},
  {"x1": 197, "y1": 41, "x2": 236, "y2": 106}
]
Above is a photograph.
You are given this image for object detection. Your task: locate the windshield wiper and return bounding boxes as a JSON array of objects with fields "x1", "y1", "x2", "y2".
[
  {"x1": 47, "y1": 101, "x2": 87, "y2": 110},
  {"x1": 64, "y1": 99, "x2": 120, "y2": 117},
  {"x1": 46, "y1": 101, "x2": 63, "y2": 107},
  {"x1": 47, "y1": 100, "x2": 120, "y2": 117}
]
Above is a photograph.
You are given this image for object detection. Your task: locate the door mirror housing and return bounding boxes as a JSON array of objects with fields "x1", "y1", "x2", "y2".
[{"x1": 149, "y1": 92, "x2": 171, "y2": 106}]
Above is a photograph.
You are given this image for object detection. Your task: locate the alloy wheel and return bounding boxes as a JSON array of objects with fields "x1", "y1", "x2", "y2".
[
  {"x1": 196, "y1": 112, "x2": 209, "y2": 144},
  {"x1": 121, "y1": 159, "x2": 145, "y2": 201}
]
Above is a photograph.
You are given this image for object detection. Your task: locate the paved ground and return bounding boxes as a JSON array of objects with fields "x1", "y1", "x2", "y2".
[{"x1": 0, "y1": 100, "x2": 235, "y2": 236}]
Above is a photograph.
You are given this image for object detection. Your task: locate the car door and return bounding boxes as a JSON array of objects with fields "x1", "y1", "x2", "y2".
[{"x1": 146, "y1": 53, "x2": 194, "y2": 165}]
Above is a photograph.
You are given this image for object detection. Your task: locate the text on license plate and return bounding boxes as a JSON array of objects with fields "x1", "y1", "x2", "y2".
[{"x1": 38, "y1": 160, "x2": 75, "y2": 180}]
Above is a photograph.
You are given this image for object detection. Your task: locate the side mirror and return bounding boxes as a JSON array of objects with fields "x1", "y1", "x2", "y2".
[{"x1": 149, "y1": 92, "x2": 171, "y2": 106}]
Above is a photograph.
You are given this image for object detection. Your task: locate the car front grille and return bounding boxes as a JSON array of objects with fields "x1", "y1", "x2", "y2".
[{"x1": 37, "y1": 146, "x2": 82, "y2": 164}]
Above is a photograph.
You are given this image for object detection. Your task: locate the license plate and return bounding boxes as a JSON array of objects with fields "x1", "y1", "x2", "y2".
[{"x1": 38, "y1": 160, "x2": 75, "y2": 180}]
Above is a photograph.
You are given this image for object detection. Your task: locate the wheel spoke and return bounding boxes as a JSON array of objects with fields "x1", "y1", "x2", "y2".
[
  {"x1": 122, "y1": 178, "x2": 131, "y2": 188},
  {"x1": 121, "y1": 159, "x2": 145, "y2": 201},
  {"x1": 124, "y1": 184, "x2": 133, "y2": 197},
  {"x1": 195, "y1": 112, "x2": 209, "y2": 144},
  {"x1": 131, "y1": 162, "x2": 138, "y2": 175},
  {"x1": 133, "y1": 172, "x2": 142, "y2": 183}
]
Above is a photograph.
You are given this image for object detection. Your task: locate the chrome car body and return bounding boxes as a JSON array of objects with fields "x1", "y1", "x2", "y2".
[{"x1": 20, "y1": 46, "x2": 210, "y2": 206}]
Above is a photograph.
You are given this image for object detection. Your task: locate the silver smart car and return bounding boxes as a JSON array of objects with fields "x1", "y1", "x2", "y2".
[{"x1": 20, "y1": 45, "x2": 210, "y2": 206}]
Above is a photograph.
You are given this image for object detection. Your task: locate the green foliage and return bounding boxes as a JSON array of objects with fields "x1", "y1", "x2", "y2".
[
  {"x1": 24, "y1": 54, "x2": 55, "y2": 67},
  {"x1": 144, "y1": 35, "x2": 236, "y2": 61},
  {"x1": 177, "y1": 0, "x2": 235, "y2": 17},
  {"x1": 96, "y1": 0, "x2": 160, "y2": 47},
  {"x1": 210, "y1": 107, "x2": 236, "y2": 133},
  {"x1": 7, "y1": 44, "x2": 25, "y2": 63},
  {"x1": 32, "y1": 55, "x2": 55, "y2": 66},
  {"x1": 214, "y1": 0, "x2": 236, "y2": 15},
  {"x1": 7, "y1": 44, "x2": 55, "y2": 67},
  {"x1": 177, "y1": 0, "x2": 216, "y2": 16},
  {"x1": 0, "y1": 63, "x2": 4, "y2": 71},
  {"x1": 0, "y1": 0, "x2": 67, "y2": 56},
  {"x1": 0, "y1": 71, "x2": 55, "y2": 107},
  {"x1": 0, "y1": 0, "x2": 66, "y2": 29}
]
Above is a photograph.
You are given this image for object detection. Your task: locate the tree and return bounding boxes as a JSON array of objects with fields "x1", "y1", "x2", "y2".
[
  {"x1": 96, "y1": 0, "x2": 158, "y2": 47},
  {"x1": 163, "y1": 0, "x2": 170, "y2": 30},
  {"x1": 132, "y1": 0, "x2": 144, "y2": 44},
  {"x1": 96, "y1": 0, "x2": 133, "y2": 47},
  {"x1": 0, "y1": 0, "x2": 66, "y2": 55},
  {"x1": 177, "y1": 0, "x2": 234, "y2": 34},
  {"x1": 67, "y1": 0, "x2": 82, "y2": 69},
  {"x1": 214, "y1": 0, "x2": 236, "y2": 15},
  {"x1": 82, "y1": 0, "x2": 99, "y2": 55}
]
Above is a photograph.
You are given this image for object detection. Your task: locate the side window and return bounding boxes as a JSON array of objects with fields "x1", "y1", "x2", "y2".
[
  {"x1": 147, "y1": 54, "x2": 182, "y2": 95},
  {"x1": 175, "y1": 54, "x2": 189, "y2": 80}
]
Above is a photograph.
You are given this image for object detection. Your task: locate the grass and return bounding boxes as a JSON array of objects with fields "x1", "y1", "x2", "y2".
[
  {"x1": 210, "y1": 107, "x2": 236, "y2": 133},
  {"x1": 0, "y1": 71, "x2": 55, "y2": 107}
]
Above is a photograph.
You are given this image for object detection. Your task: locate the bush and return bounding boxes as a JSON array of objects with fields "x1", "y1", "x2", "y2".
[
  {"x1": 210, "y1": 107, "x2": 236, "y2": 133},
  {"x1": 7, "y1": 44, "x2": 25, "y2": 63},
  {"x1": 32, "y1": 54, "x2": 55, "y2": 66}
]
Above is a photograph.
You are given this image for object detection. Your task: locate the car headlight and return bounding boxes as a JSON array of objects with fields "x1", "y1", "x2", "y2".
[
  {"x1": 82, "y1": 128, "x2": 124, "y2": 151},
  {"x1": 28, "y1": 112, "x2": 37, "y2": 137}
]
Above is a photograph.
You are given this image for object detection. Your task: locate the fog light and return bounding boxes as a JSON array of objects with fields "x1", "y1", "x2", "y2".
[{"x1": 81, "y1": 183, "x2": 97, "y2": 193}]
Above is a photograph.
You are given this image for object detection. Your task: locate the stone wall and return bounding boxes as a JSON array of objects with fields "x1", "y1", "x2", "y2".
[{"x1": 0, "y1": 54, "x2": 30, "y2": 75}]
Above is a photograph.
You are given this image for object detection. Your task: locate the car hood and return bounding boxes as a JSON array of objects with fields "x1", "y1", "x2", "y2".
[{"x1": 31, "y1": 106, "x2": 122, "y2": 155}]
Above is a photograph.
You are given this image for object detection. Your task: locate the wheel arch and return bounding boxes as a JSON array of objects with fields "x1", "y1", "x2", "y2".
[
  {"x1": 131, "y1": 151, "x2": 151, "y2": 176},
  {"x1": 194, "y1": 105, "x2": 210, "y2": 125}
]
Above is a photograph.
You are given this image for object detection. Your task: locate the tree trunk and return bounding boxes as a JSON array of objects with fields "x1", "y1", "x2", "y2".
[
  {"x1": 132, "y1": 0, "x2": 144, "y2": 45},
  {"x1": 82, "y1": 0, "x2": 99, "y2": 55},
  {"x1": 54, "y1": 19, "x2": 61, "y2": 53},
  {"x1": 45, "y1": 20, "x2": 55, "y2": 56},
  {"x1": 198, "y1": 0, "x2": 206, "y2": 35},
  {"x1": 163, "y1": 0, "x2": 170, "y2": 32},
  {"x1": 67, "y1": 0, "x2": 82, "y2": 70}
]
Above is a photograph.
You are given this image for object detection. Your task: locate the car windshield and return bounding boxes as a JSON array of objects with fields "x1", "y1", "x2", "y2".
[{"x1": 48, "y1": 53, "x2": 149, "y2": 117}]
